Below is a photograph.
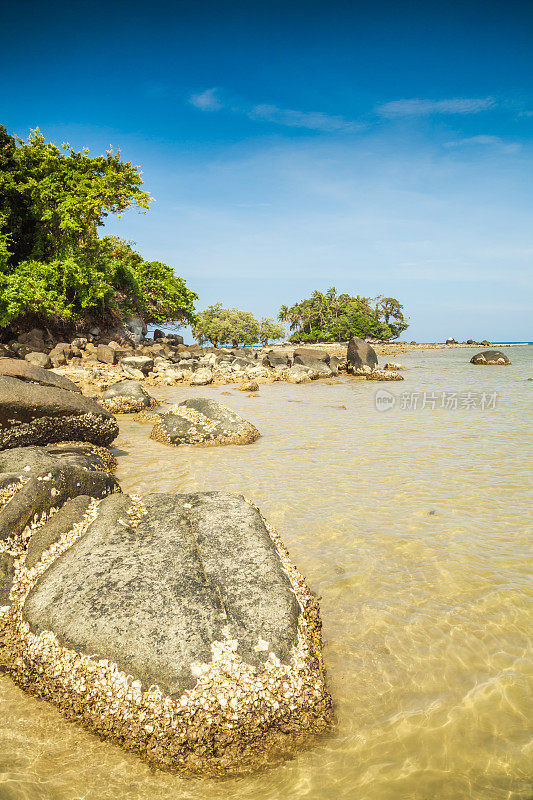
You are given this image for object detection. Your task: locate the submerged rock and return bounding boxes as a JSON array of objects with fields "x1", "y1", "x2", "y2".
[
  {"x1": 101, "y1": 380, "x2": 156, "y2": 414},
  {"x1": 3, "y1": 490, "x2": 332, "y2": 775},
  {"x1": 0, "y1": 358, "x2": 118, "y2": 450},
  {"x1": 150, "y1": 398, "x2": 259, "y2": 447},
  {"x1": 470, "y1": 350, "x2": 511, "y2": 365}
]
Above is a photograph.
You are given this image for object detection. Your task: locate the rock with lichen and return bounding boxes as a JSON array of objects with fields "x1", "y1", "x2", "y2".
[
  {"x1": 0, "y1": 358, "x2": 118, "y2": 450},
  {"x1": 2, "y1": 490, "x2": 332, "y2": 775},
  {"x1": 150, "y1": 398, "x2": 259, "y2": 446}
]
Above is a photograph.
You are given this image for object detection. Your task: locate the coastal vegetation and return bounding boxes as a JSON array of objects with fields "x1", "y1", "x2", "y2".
[
  {"x1": 279, "y1": 288, "x2": 408, "y2": 342},
  {"x1": 0, "y1": 126, "x2": 197, "y2": 331},
  {"x1": 193, "y1": 304, "x2": 285, "y2": 347}
]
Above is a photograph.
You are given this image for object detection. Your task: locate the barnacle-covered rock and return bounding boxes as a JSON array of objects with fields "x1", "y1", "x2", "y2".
[
  {"x1": 3, "y1": 491, "x2": 332, "y2": 775},
  {"x1": 470, "y1": 350, "x2": 511, "y2": 365},
  {"x1": 100, "y1": 380, "x2": 156, "y2": 414},
  {"x1": 0, "y1": 358, "x2": 118, "y2": 450},
  {"x1": 150, "y1": 398, "x2": 259, "y2": 446},
  {"x1": 0, "y1": 444, "x2": 118, "y2": 544}
]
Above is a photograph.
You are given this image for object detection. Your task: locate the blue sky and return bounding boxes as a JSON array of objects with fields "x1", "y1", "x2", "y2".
[{"x1": 2, "y1": 0, "x2": 532, "y2": 341}]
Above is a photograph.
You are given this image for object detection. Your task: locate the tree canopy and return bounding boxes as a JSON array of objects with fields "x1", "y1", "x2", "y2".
[
  {"x1": 279, "y1": 288, "x2": 408, "y2": 342},
  {"x1": 193, "y1": 304, "x2": 284, "y2": 348},
  {"x1": 0, "y1": 126, "x2": 197, "y2": 330}
]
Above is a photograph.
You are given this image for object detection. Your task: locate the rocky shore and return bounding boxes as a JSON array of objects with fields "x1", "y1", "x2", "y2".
[
  {"x1": 1, "y1": 321, "x2": 505, "y2": 398},
  {"x1": 0, "y1": 357, "x2": 333, "y2": 775}
]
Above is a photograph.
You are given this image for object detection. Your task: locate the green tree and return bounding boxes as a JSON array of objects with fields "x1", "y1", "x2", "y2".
[
  {"x1": 0, "y1": 127, "x2": 197, "y2": 330},
  {"x1": 374, "y1": 296, "x2": 408, "y2": 338},
  {"x1": 280, "y1": 288, "x2": 407, "y2": 342},
  {"x1": 258, "y1": 317, "x2": 285, "y2": 346},
  {"x1": 194, "y1": 305, "x2": 265, "y2": 348}
]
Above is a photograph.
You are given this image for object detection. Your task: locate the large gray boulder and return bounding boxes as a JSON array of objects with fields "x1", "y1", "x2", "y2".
[
  {"x1": 346, "y1": 337, "x2": 378, "y2": 371},
  {"x1": 0, "y1": 360, "x2": 118, "y2": 450},
  {"x1": 151, "y1": 398, "x2": 259, "y2": 446},
  {"x1": 292, "y1": 348, "x2": 332, "y2": 376},
  {"x1": 470, "y1": 350, "x2": 511, "y2": 365},
  {"x1": 101, "y1": 380, "x2": 156, "y2": 413},
  {"x1": 4, "y1": 490, "x2": 331, "y2": 774},
  {"x1": 263, "y1": 350, "x2": 290, "y2": 369}
]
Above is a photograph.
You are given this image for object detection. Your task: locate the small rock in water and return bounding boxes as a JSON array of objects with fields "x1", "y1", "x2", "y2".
[
  {"x1": 470, "y1": 350, "x2": 511, "y2": 366},
  {"x1": 150, "y1": 398, "x2": 259, "y2": 447},
  {"x1": 240, "y1": 380, "x2": 259, "y2": 392}
]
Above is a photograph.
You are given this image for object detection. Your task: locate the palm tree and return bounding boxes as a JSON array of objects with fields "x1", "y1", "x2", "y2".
[{"x1": 278, "y1": 304, "x2": 289, "y2": 323}]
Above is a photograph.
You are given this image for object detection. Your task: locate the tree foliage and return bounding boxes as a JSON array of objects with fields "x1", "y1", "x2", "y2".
[
  {"x1": 0, "y1": 126, "x2": 197, "y2": 329},
  {"x1": 279, "y1": 287, "x2": 408, "y2": 342},
  {"x1": 193, "y1": 305, "x2": 284, "y2": 348}
]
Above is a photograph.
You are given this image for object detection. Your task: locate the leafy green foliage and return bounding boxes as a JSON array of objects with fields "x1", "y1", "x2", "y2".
[
  {"x1": 279, "y1": 288, "x2": 408, "y2": 342},
  {"x1": 257, "y1": 317, "x2": 285, "y2": 346},
  {"x1": 193, "y1": 305, "x2": 284, "y2": 347},
  {"x1": 0, "y1": 126, "x2": 197, "y2": 329}
]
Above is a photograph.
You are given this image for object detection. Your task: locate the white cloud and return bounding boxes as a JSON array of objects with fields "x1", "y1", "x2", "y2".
[
  {"x1": 248, "y1": 104, "x2": 359, "y2": 132},
  {"x1": 445, "y1": 135, "x2": 521, "y2": 153},
  {"x1": 377, "y1": 97, "x2": 496, "y2": 117},
  {"x1": 189, "y1": 88, "x2": 222, "y2": 111},
  {"x1": 188, "y1": 88, "x2": 359, "y2": 133}
]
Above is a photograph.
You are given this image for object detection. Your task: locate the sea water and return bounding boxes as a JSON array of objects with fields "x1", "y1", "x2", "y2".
[{"x1": 1, "y1": 347, "x2": 531, "y2": 800}]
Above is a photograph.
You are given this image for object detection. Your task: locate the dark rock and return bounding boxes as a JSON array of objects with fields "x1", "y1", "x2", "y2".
[
  {"x1": 0, "y1": 552, "x2": 14, "y2": 605},
  {"x1": 470, "y1": 350, "x2": 511, "y2": 365},
  {"x1": 0, "y1": 357, "x2": 81, "y2": 393},
  {"x1": 24, "y1": 352, "x2": 52, "y2": 369},
  {"x1": 232, "y1": 357, "x2": 255, "y2": 369},
  {"x1": 153, "y1": 329, "x2": 165, "y2": 340},
  {"x1": 0, "y1": 373, "x2": 118, "y2": 450},
  {"x1": 346, "y1": 337, "x2": 378, "y2": 371},
  {"x1": 446, "y1": 338, "x2": 457, "y2": 345},
  {"x1": 292, "y1": 349, "x2": 332, "y2": 376},
  {"x1": 293, "y1": 348, "x2": 330, "y2": 366},
  {"x1": 101, "y1": 381, "x2": 156, "y2": 413},
  {"x1": 151, "y1": 398, "x2": 259, "y2": 446},
  {"x1": 71, "y1": 337, "x2": 87, "y2": 350},
  {"x1": 263, "y1": 350, "x2": 290, "y2": 369}
]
